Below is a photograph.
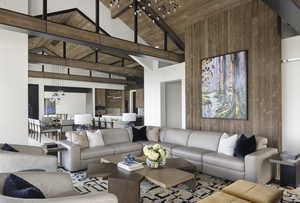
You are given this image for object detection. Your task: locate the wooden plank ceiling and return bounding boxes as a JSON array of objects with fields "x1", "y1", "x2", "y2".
[
  {"x1": 101, "y1": 0, "x2": 247, "y2": 54},
  {"x1": 28, "y1": 9, "x2": 143, "y2": 73},
  {"x1": 29, "y1": 0, "x2": 247, "y2": 76}
]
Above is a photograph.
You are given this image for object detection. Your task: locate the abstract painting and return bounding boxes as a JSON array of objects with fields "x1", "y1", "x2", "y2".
[{"x1": 201, "y1": 50, "x2": 247, "y2": 120}]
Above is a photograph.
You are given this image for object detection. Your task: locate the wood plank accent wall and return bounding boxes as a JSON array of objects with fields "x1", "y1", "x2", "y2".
[{"x1": 185, "y1": 0, "x2": 282, "y2": 148}]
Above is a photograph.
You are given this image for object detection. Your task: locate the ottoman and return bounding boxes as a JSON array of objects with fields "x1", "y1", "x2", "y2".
[
  {"x1": 198, "y1": 192, "x2": 251, "y2": 203},
  {"x1": 223, "y1": 180, "x2": 283, "y2": 203}
]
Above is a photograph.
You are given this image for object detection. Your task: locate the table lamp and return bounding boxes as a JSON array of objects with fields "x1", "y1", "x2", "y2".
[
  {"x1": 74, "y1": 114, "x2": 93, "y2": 130},
  {"x1": 122, "y1": 113, "x2": 137, "y2": 127}
]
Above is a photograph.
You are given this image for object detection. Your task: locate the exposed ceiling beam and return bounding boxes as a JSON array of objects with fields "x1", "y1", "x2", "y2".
[
  {"x1": 0, "y1": 8, "x2": 184, "y2": 62},
  {"x1": 263, "y1": 0, "x2": 300, "y2": 33},
  {"x1": 111, "y1": 1, "x2": 133, "y2": 18},
  {"x1": 29, "y1": 71, "x2": 136, "y2": 85},
  {"x1": 29, "y1": 53, "x2": 144, "y2": 78},
  {"x1": 138, "y1": 1, "x2": 185, "y2": 51},
  {"x1": 29, "y1": 46, "x2": 60, "y2": 57},
  {"x1": 78, "y1": 48, "x2": 135, "y2": 62}
]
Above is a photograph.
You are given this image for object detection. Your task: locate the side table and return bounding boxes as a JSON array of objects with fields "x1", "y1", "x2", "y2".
[{"x1": 269, "y1": 154, "x2": 300, "y2": 188}]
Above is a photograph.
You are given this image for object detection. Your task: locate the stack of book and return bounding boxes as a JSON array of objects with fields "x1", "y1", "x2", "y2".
[
  {"x1": 280, "y1": 152, "x2": 300, "y2": 161},
  {"x1": 117, "y1": 160, "x2": 144, "y2": 171}
]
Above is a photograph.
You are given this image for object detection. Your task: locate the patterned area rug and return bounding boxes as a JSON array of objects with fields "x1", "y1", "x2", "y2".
[{"x1": 60, "y1": 169, "x2": 300, "y2": 202}]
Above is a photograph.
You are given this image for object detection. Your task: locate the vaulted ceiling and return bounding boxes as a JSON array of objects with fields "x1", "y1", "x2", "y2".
[
  {"x1": 28, "y1": 0, "x2": 251, "y2": 84},
  {"x1": 100, "y1": 0, "x2": 248, "y2": 54}
]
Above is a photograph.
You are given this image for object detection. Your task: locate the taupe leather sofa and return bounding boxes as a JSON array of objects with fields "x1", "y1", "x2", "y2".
[
  {"x1": 0, "y1": 172, "x2": 117, "y2": 203},
  {"x1": 60, "y1": 128, "x2": 277, "y2": 184},
  {"x1": 0, "y1": 144, "x2": 57, "y2": 173}
]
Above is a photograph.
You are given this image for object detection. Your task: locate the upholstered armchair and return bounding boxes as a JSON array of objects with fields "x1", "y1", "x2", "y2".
[
  {"x1": 0, "y1": 144, "x2": 57, "y2": 173},
  {"x1": 0, "y1": 172, "x2": 118, "y2": 203}
]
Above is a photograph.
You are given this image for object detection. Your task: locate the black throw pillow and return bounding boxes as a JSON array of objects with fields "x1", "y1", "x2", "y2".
[
  {"x1": 234, "y1": 135, "x2": 257, "y2": 158},
  {"x1": 3, "y1": 174, "x2": 45, "y2": 199},
  {"x1": 132, "y1": 126, "x2": 148, "y2": 142},
  {"x1": 1, "y1": 144, "x2": 18, "y2": 152}
]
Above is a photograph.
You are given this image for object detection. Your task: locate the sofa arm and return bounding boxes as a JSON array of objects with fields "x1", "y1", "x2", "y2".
[
  {"x1": 59, "y1": 140, "x2": 82, "y2": 172},
  {"x1": 10, "y1": 145, "x2": 44, "y2": 155},
  {"x1": 245, "y1": 148, "x2": 278, "y2": 184},
  {"x1": 0, "y1": 152, "x2": 57, "y2": 173},
  {"x1": 0, "y1": 192, "x2": 118, "y2": 203}
]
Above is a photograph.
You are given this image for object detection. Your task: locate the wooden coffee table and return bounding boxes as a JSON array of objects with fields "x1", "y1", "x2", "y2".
[
  {"x1": 101, "y1": 154, "x2": 195, "y2": 188},
  {"x1": 87, "y1": 154, "x2": 196, "y2": 203}
]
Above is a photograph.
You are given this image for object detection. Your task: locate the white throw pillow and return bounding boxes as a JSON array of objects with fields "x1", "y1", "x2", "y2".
[
  {"x1": 218, "y1": 133, "x2": 239, "y2": 156},
  {"x1": 87, "y1": 130, "x2": 104, "y2": 148}
]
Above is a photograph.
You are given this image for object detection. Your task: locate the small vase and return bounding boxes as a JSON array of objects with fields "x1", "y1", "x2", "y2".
[
  {"x1": 146, "y1": 159, "x2": 160, "y2": 169},
  {"x1": 146, "y1": 158, "x2": 166, "y2": 169}
]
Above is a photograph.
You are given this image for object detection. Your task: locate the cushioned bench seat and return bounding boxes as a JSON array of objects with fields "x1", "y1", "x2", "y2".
[
  {"x1": 81, "y1": 143, "x2": 143, "y2": 160},
  {"x1": 172, "y1": 146, "x2": 212, "y2": 162},
  {"x1": 81, "y1": 146, "x2": 115, "y2": 160},
  {"x1": 112, "y1": 143, "x2": 143, "y2": 154},
  {"x1": 203, "y1": 152, "x2": 245, "y2": 172}
]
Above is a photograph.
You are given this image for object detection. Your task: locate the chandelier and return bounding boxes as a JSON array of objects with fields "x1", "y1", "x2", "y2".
[
  {"x1": 50, "y1": 65, "x2": 66, "y2": 103},
  {"x1": 110, "y1": 0, "x2": 181, "y2": 20}
]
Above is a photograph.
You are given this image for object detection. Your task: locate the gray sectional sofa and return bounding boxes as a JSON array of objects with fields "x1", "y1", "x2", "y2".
[{"x1": 60, "y1": 128, "x2": 277, "y2": 184}]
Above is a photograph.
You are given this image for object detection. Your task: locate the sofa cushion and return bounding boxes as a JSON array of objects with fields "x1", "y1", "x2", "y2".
[
  {"x1": 136, "y1": 141, "x2": 157, "y2": 146},
  {"x1": 3, "y1": 174, "x2": 45, "y2": 199},
  {"x1": 132, "y1": 127, "x2": 148, "y2": 142},
  {"x1": 203, "y1": 152, "x2": 245, "y2": 172},
  {"x1": 234, "y1": 135, "x2": 256, "y2": 158},
  {"x1": 218, "y1": 133, "x2": 239, "y2": 156},
  {"x1": 187, "y1": 131, "x2": 222, "y2": 151},
  {"x1": 101, "y1": 129, "x2": 131, "y2": 145},
  {"x1": 66, "y1": 131, "x2": 89, "y2": 149},
  {"x1": 159, "y1": 143, "x2": 179, "y2": 155},
  {"x1": 160, "y1": 128, "x2": 191, "y2": 146},
  {"x1": 81, "y1": 146, "x2": 115, "y2": 160},
  {"x1": 172, "y1": 146, "x2": 212, "y2": 162},
  {"x1": 86, "y1": 130, "x2": 104, "y2": 148},
  {"x1": 1, "y1": 144, "x2": 18, "y2": 152},
  {"x1": 147, "y1": 127, "x2": 160, "y2": 142},
  {"x1": 255, "y1": 136, "x2": 268, "y2": 150},
  {"x1": 112, "y1": 143, "x2": 143, "y2": 154}
]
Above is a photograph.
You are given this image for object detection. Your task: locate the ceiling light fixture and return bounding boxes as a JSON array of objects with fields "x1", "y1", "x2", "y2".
[{"x1": 110, "y1": 0, "x2": 182, "y2": 21}]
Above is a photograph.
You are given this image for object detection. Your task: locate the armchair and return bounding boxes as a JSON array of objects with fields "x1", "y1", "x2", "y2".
[
  {"x1": 0, "y1": 144, "x2": 57, "y2": 173},
  {"x1": 0, "y1": 172, "x2": 118, "y2": 203}
]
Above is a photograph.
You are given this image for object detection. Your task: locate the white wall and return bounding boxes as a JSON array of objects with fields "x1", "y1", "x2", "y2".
[
  {"x1": 144, "y1": 62, "x2": 186, "y2": 128},
  {"x1": 0, "y1": 0, "x2": 28, "y2": 145},
  {"x1": 45, "y1": 92, "x2": 87, "y2": 117},
  {"x1": 86, "y1": 91, "x2": 94, "y2": 115},
  {"x1": 164, "y1": 80, "x2": 182, "y2": 128},
  {"x1": 282, "y1": 35, "x2": 300, "y2": 153}
]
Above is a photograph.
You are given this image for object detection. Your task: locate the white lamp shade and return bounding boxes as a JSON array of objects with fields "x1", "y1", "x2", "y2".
[
  {"x1": 122, "y1": 113, "x2": 137, "y2": 122},
  {"x1": 74, "y1": 114, "x2": 93, "y2": 125}
]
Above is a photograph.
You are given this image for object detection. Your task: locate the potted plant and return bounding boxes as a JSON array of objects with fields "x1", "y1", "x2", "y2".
[{"x1": 143, "y1": 144, "x2": 168, "y2": 168}]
